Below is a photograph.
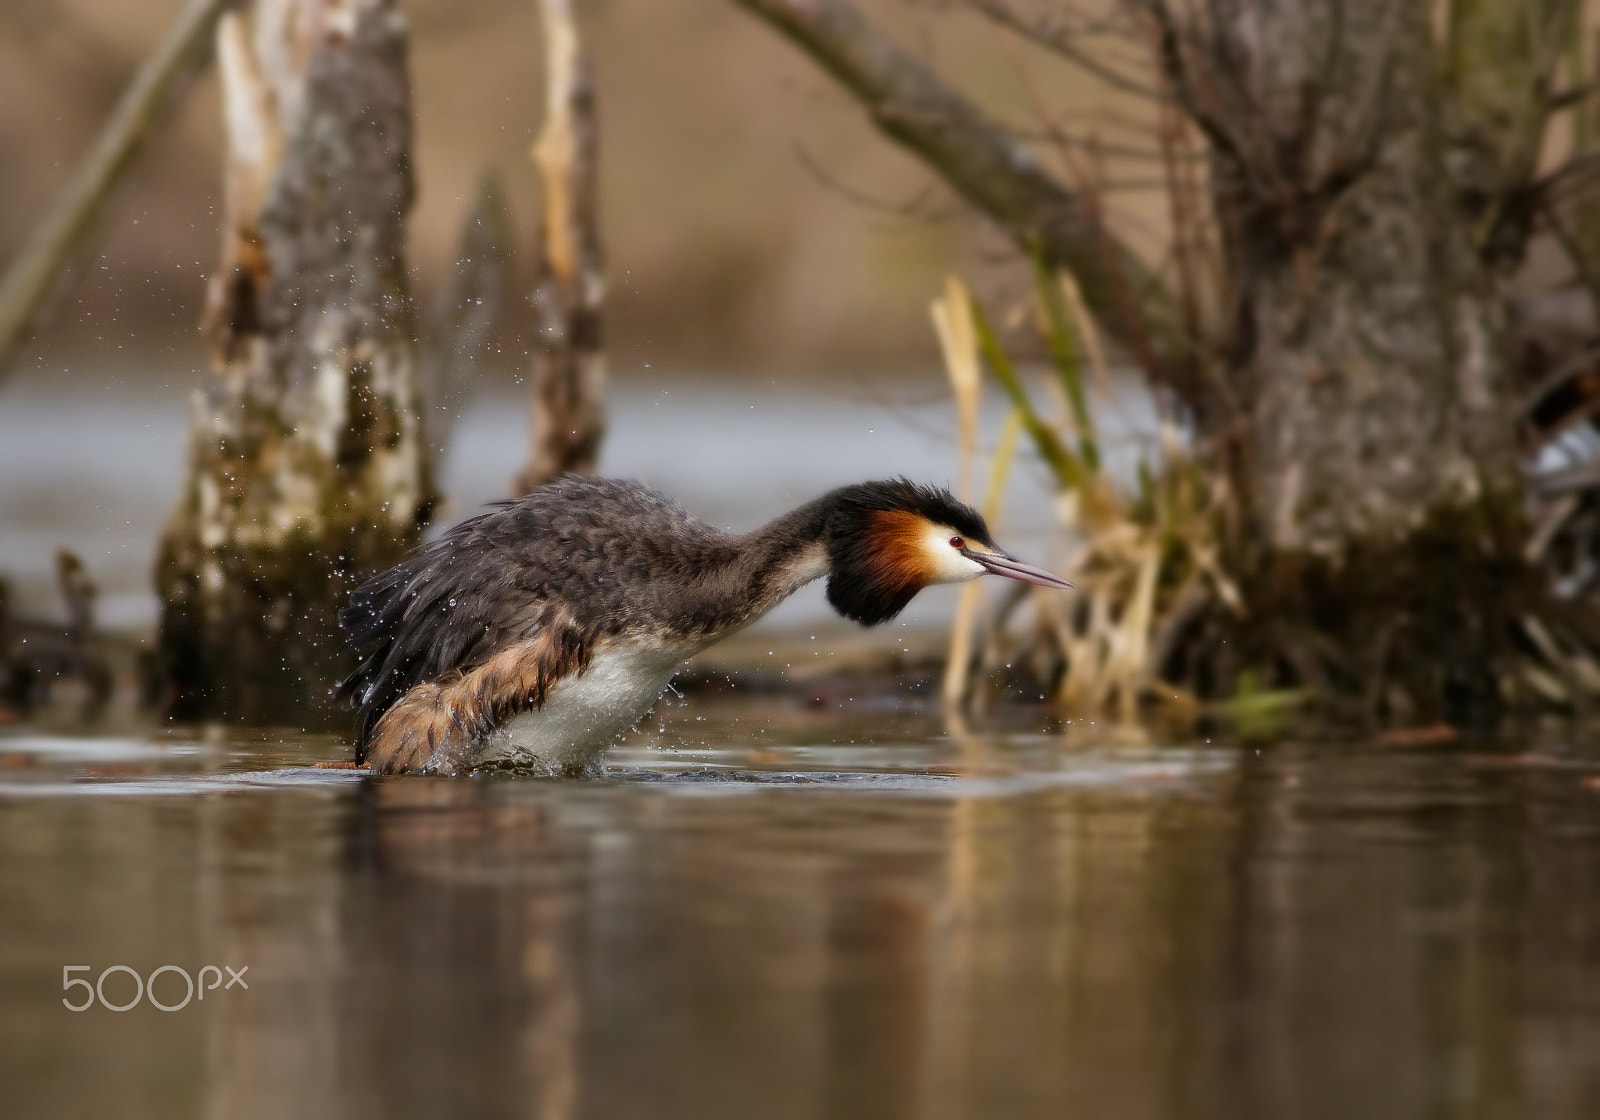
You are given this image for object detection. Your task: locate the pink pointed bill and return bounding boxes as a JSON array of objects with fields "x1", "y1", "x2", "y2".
[{"x1": 973, "y1": 551, "x2": 1074, "y2": 589}]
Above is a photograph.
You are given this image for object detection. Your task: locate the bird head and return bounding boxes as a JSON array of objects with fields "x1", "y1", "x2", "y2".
[{"x1": 821, "y1": 479, "x2": 1072, "y2": 626}]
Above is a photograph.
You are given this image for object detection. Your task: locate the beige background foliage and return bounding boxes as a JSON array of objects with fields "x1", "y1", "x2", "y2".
[{"x1": 0, "y1": 0, "x2": 1142, "y2": 379}]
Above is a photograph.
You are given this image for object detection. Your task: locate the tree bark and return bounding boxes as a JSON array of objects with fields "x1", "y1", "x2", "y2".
[
  {"x1": 1140, "y1": 0, "x2": 1537, "y2": 717},
  {"x1": 1158, "y1": 0, "x2": 1521, "y2": 554},
  {"x1": 157, "y1": 0, "x2": 433, "y2": 721},
  {"x1": 515, "y1": 0, "x2": 606, "y2": 494}
]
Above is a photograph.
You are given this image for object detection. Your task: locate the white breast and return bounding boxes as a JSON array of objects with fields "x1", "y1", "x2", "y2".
[{"x1": 472, "y1": 636, "x2": 691, "y2": 776}]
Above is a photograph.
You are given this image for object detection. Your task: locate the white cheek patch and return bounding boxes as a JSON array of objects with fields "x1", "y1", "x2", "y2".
[{"x1": 920, "y1": 522, "x2": 987, "y2": 584}]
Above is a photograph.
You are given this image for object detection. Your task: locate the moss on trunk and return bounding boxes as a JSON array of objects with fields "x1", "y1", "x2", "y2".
[{"x1": 1160, "y1": 493, "x2": 1567, "y2": 727}]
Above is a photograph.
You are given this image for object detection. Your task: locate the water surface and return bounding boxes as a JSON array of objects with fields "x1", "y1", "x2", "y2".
[{"x1": 2, "y1": 701, "x2": 1599, "y2": 1119}]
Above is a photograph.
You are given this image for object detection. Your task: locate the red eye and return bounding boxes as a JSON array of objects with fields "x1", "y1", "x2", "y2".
[{"x1": 949, "y1": 536, "x2": 965, "y2": 549}]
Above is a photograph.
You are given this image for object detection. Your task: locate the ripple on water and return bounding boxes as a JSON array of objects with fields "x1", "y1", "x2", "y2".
[
  {"x1": 0, "y1": 767, "x2": 370, "y2": 798},
  {"x1": 0, "y1": 732, "x2": 1230, "y2": 800},
  {"x1": 0, "y1": 735, "x2": 202, "y2": 761}
]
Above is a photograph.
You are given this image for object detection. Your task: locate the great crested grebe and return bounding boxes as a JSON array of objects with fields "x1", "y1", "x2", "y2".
[{"x1": 336, "y1": 476, "x2": 1071, "y2": 775}]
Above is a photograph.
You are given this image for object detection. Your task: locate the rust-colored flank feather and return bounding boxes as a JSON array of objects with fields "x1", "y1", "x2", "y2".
[{"x1": 363, "y1": 614, "x2": 595, "y2": 775}]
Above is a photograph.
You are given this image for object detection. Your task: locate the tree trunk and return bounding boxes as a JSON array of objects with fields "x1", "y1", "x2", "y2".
[
  {"x1": 1186, "y1": 0, "x2": 1517, "y2": 551},
  {"x1": 515, "y1": 0, "x2": 605, "y2": 494},
  {"x1": 156, "y1": 0, "x2": 433, "y2": 721},
  {"x1": 1159, "y1": 0, "x2": 1530, "y2": 716}
]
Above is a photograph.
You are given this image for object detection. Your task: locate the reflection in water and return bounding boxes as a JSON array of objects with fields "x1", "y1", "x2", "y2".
[{"x1": 2, "y1": 713, "x2": 1600, "y2": 1119}]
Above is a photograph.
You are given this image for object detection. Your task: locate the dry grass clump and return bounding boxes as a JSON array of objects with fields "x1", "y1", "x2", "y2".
[{"x1": 933, "y1": 263, "x2": 1250, "y2": 727}]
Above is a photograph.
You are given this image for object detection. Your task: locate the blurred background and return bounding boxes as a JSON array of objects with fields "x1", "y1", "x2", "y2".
[
  {"x1": 0, "y1": 0, "x2": 1140, "y2": 374},
  {"x1": 0, "y1": 0, "x2": 1151, "y2": 634}
]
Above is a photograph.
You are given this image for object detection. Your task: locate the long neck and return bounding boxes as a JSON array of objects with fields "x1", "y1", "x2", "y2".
[
  {"x1": 657, "y1": 497, "x2": 835, "y2": 642},
  {"x1": 731, "y1": 496, "x2": 836, "y2": 614}
]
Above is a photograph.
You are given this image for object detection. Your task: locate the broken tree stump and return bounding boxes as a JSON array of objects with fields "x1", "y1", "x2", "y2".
[
  {"x1": 157, "y1": 0, "x2": 434, "y2": 722},
  {"x1": 515, "y1": 0, "x2": 606, "y2": 494}
]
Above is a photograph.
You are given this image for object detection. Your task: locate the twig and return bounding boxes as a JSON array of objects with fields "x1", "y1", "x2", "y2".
[
  {"x1": 0, "y1": 0, "x2": 237, "y2": 380},
  {"x1": 1532, "y1": 459, "x2": 1600, "y2": 497},
  {"x1": 1525, "y1": 493, "x2": 1580, "y2": 563},
  {"x1": 1527, "y1": 141, "x2": 1600, "y2": 202},
  {"x1": 967, "y1": 0, "x2": 1166, "y2": 102},
  {"x1": 792, "y1": 144, "x2": 950, "y2": 221},
  {"x1": 1137, "y1": 0, "x2": 1257, "y2": 190},
  {"x1": 732, "y1": 0, "x2": 1201, "y2": 411}
]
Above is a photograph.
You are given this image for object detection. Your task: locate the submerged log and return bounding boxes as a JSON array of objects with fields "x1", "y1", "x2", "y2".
[
  {"x1": 515, "y1": 0, "x2": 606, "y2": 494},
  {"x1": 157, "y1": 0, "x2": 433, "y2": 721}
]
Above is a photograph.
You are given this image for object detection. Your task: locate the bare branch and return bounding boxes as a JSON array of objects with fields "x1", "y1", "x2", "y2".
[
  {"x1": 1530, "y1": 142, "x2": 1600, "y2": 201},
  {"x1": 1137, "y1": 0, "x2": 1255, "y2": 187},
  {"x1": 733, "y1": 0, "x2": 1202, "y2": 410},
  {"x1": 793, "y1": 145, "x2": 954, "y2": 221},
  {"x1": 1007, "y1": 121, "x2": 1206, "y2": 164},
  {"x1": 967, "y1": 0, "x2": 1165, "y2": 102}
]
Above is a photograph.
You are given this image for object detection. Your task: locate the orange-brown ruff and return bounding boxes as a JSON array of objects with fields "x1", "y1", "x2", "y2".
[
  {"x1": 337, "y1": 476, "x2": 1069, "y2": 775},
  {"x1": 867, "y1": 508, "x2": 946, "y2": 601}
]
